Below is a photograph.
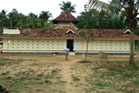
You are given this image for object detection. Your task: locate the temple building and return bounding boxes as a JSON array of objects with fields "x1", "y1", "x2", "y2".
[{"x1": 0, "y1": 12, "x2": 139, "y2": 54}]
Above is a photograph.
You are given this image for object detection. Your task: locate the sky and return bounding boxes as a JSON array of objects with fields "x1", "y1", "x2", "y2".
[{"x1": 0, "y1": 0, "x2": 109, "y2": 19}]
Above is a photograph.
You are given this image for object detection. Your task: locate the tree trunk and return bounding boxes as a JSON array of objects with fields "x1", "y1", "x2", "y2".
[
  {"x1": 85, "y1": 41, "x2": 89, "y2": 62},
  {"x1": 130, "y1": 30, "x2": 135, "y2": 67}
]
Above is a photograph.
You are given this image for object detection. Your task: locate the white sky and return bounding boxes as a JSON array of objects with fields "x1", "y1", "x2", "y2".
[{"x1": 0, "y1": 0, "x2": 109, "y2": 19}]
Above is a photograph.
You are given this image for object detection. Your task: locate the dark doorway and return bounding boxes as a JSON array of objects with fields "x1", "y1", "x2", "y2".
[{"x1": 67, "y1": 39, "x2": 74, "y2": 52}]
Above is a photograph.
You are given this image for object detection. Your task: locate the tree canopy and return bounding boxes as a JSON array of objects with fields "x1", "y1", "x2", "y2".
[
  {"x1": 0, "y1": 9, "x2": 54, "y2": 31},
  {"x1": 76, "y1": 9, "x2": 127, "y2": 29},
  {"x1": 39, "y1": 11, "x2": 52, "y2": 28},
  {"x1": 76, "y1": 0, "x2": 139, "y2": 31},
  {"x1": 59, "y1": 1, "x2": 76, "y2": 13}
]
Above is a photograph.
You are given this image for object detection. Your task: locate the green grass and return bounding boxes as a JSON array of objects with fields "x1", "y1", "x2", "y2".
[
  {"x1": 97, "y1": 91, "x2": 112, "y2": 93},
  {"x1": 100, "y1": 72, "x2": 115, "y2": 78},
  {"x1": 0, "y1": 57, "x2": 64, "y2": 93},
  {"x1": 132, "y1": 80, "x2": 139, "y2": 85},
  {"x1": 0, "y1": 70, "x2": 55, "y2": 92},
  {"x1": 109, "y1": 61, "x2": 128, "y2": 63},
  {"x1": 1, "y1": 54, "x2": 56, "y2": 58},
  {"x1": 135, "y1": 60, "x2": 139, "y2": 64},
  {"x1": 72, "y1": 75, "x2": 80, "y2": 81},
  {"x1": 51, "y1": 69, "x2": 60, "y2": 74},
  {"x1": 4, "y1": 76, "x2": 13, "y2": 80},
  {"x1": 38, "y1": 55, "x2": 56, "y2": 58},
  {"x1": 108, "y1": 60, "x2": 139, "y2": 65},
  {"x1": 45, "y1": 74, "x2": 54, "y2": 79},
  {"x1": 58, "y1": 80, "x2": 67, "y2": 84},
  {"x1": 88, "y1": 60, "x2": 139, "y2": 92},
  {"x1": 37, "y1": 81, "x2": 45, "y2": 84},
  {"x1": 0, "y1": 58, "x2": 23, "y2": 66},
  {"x1": 89, "y1": 81, "x2": 112, "y2": 87},
  {"x1": 122, "y1": 73, "x2": 136, "y2": 78},
  {"x1": 10, "y1": 82, "x2": 27, "y2": 91},
  {"x1": 1, "y1": 71, "x2": 10, "y2": 75},
  {"x1": 0, "y1": 58, "x2": 12, "y2": 61}
]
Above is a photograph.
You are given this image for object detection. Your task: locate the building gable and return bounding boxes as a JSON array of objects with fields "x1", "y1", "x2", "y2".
[
  {"x1": 66, "y1": 29, "x2": 75, "y2": 34},
  {"x1": 123, "y1": 29, "x2": 130, "y2": 34}
]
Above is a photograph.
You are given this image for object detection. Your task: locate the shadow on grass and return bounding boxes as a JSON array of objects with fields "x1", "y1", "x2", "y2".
[{"x1": 78, "y1": 60, "x2": 92, "y2": 63}]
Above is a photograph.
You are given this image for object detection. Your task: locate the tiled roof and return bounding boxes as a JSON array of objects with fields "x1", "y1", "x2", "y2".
[
  {"x1": 55, "y1": 26, "x2": 78, "y2": 30},
  {"x1": 92, "y1": 29, "x2": 130, "y2": 38},
  {"x1": 53, "y1": 12, "x2": 80, "y2": 24},
  {"x1": 1, "y1": 28, "x2": 139, "y2": 39}
]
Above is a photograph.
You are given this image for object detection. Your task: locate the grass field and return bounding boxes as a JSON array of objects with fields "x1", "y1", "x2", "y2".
[{"x1": 0, "y1": 54, "x2": 139, "y2": 93}]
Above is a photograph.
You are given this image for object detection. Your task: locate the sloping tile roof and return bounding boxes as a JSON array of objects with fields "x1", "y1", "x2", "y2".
[
  {"x1": 53, "y1": 12, "x2": 80, "y2": 24},
  {"x1": 92, "y1": 29, "x2": 130, "y2": 38},
  {"x1": 55, "y1": 26, "x2": 78, "y2": 30},
  {"x1": 1, "y1": 28, "x2": 139, "y2": 39},
  {"x1": 19, "y1": 28, "x2": 81, "y2": 38}
]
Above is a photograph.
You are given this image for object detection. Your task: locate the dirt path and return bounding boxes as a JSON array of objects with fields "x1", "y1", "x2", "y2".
[{"x1": 60, "y1": 58, "x2": 80, "y2": 93}]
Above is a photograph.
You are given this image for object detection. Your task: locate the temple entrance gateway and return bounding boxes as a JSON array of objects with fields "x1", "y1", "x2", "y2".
[{"x1": 67, "y1": 39, "x2": 74, "y2": 52}]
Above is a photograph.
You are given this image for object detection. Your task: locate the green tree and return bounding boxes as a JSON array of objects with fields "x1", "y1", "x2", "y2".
[
  {"x1": 59, "y1": 1, "x2": 76, "y2": 13},
  {"x1": 45, "y1": 21, "x2": 55, "y2": 29},
  {"x1": 109, "y1": 0, "x2": 123, "y2": 14},
  {"x1": 79, "y1": 30, "x2": 94, "y2": 62},
  {"x1": 0, "y1": 9, "x2": 54, "y2": 29},
  {"x1": 16, "y1": 13, "x2": 26, "y2": 28},
  {"x1": 134, "y1": 27, "x2": 139, "y2": 35},
  {"x1": 110, "y1": 0, "x2": 138, "y2": 67},
  {"x1": 88, "y1": 0, "x2": 109, "y2": 11},
  {"x1": 76, "y1": 10, "x2": 99, "y2": 29},
  {"x1": 120, "y1": 0, "x2": 138, "y2": 67},
  {"x1": 105, "y1": 12, "x2": 127, "y2": 29},
  {"x1": 39, "y1": 11, "x2": 52, "y2": 28},
  {"x1": 8, "y1": 9, "x2": 19, "y2": 28},
  {"x1": 25, "y1": 13, "x2": 41, "y2": 28},
  {"x1": 0, "y1": 10, "x2": 8, "y2": 33},
  {"x1": 76, "y1": 9, "x2": 127, "y2": 29}
]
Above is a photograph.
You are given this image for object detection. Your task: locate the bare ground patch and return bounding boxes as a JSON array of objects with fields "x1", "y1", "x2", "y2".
[{"x1": 0, "y1": 54, "x2": 139, "y2": 93}]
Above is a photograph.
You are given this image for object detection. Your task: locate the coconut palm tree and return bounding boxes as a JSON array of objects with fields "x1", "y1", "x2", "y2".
[
  {"x1": 108, "y1": 0, "x2": 138, "y2": 67},
  {"x1": 89, "y1": 0, "x2": 139, "y2": 67},
  {"x1": 88, "y1": 0, "x2": 109, "y2": 12},
  {"x1": 59, "y1": 1, "x2": 76, "y2": 13},
  {"x1": 121, "y1": 0, "x2": 138, "y2": 67},
  {"x1": 39, "y1": 11, "x2": 52, "y2": 28}
]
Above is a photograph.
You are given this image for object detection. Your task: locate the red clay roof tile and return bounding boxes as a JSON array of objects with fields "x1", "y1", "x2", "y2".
[
  {"x1": 53, "y1": 12, "x2": 80, "y2": 24},
  {"x1": 1, "y1": 28, "x2": 139, "y2": 39},
  {"x1": 55, "y1": 26, "x2": 78, "y2": 30}
]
